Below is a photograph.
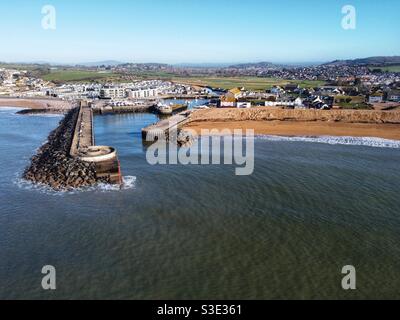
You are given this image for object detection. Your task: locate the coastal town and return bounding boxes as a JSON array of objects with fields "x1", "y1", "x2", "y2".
[
  {"x1": 2, "y1": 58, "x2": 400, "y2": 191},
  {"x1": 2, "y1": 0, "x2": 400, "y2": 303},
  {"x1": 1, "y1": 61, "x2": 400, "y2": 113}
]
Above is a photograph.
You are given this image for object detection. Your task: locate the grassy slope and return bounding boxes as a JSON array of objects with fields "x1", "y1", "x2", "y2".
[
  {"x1": 171, "y1": 77, "x2": 325, "y2": 90},
  {"x1": 42, "y1": 70, "x2": 114, "y2": 82},
  {"x1": 137, "y1": 73, "x2": 325, "y2": 90},
  {"x1": 369, "y1": 65, "x2": 400, "y2": 72},
  {"x1": 12, "y1": 67, "x2": 325, "y2": 90},
  {"x1": 42, "y1": 69, "x2": 326, "y2": 90}
]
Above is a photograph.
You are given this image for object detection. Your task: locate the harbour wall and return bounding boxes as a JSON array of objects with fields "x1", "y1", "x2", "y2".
[
  {"x1": 24, "y1": 102, "x2": 121, "y2": 190},
  {"x1": 23, "y1": 107, "x2": 99, "y2": 190}
]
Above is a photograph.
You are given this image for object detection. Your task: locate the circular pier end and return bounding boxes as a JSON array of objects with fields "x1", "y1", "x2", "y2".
[{"x1": 79, "y1": 146, "x2": 117, "y2": 163}]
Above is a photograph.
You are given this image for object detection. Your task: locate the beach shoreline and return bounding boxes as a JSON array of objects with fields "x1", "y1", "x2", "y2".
[
  {"x1": 184, "y1": 120, "x2": 400, "y2": 141},
  {"x1": 0, "y1": 97, "x2": 73, "y2": 112}
]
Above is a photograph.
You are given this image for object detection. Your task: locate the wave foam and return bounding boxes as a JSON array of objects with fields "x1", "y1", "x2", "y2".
[
  {"x1": 256, "y1": 135, "x2": 400, "y2": 149},
  {"x1": 14, "y1": 175, "x2": 137, "y2": 195},
  {"x1": 95, "y1": 176, "x2": 137, "y2": 192},
  {"x1": 195, "y1": 134, "x2": 400, "y2": 149}
]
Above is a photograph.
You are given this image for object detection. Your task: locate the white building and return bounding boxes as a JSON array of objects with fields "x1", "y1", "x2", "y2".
[
  {"x1": 128, "y1": 88, "x2": 158, "y2": 99},
  {"x1": 294, "y1": 97, "x2": 303, "y2": 107},
  {"x1": 270, "y1": 86, "x2": 284, "y2": 95},
  {"x1": 388, "y1": 91, "x2": 400, "y2": 102},
  {"x1": 237, "y1": 102, "x2": 251, "y2": 109},
  {"x1": 368, "y1": 94, "x2": 383, "y2": 103},
  {"x1": 100, "y1": 86, "x2": 126, "y2": 99}
]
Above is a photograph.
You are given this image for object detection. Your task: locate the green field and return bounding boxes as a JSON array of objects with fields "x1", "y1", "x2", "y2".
[
  {"x1": 337, "y1": 102, "x2": 372, "y2": 110},
  {"x1": 334, "y1": 95, "x2": 371, "y2": 109},
  {"x1": 335, "y1": 95, "x2": 366, "y2": 103},
  {"x1": 42, "y1": 70, "x2": 114, "y2": 82},
  {"x1": 148, "y1": 75, "x2": 325, "y2": 91},
  {"x1": 39, "y1": 69, "x2": 325, "y2": 90},
  {"x1": 369, "y1": 65, "x2": 400, "y2": 73},
  {"x1": 0, "y1": 63, "x2": 43, "y2": 71}
]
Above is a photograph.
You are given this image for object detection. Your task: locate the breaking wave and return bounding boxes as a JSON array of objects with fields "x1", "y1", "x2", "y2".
[
  {"x1": 14, "y1": 175, "x2": 137, "y2": 195},
  {"x1": 95, "y1": 176, "x2": 137, "y2": 192},
  {"x1": 255, "y1": 135, "x2": 400, "y2": 149}
]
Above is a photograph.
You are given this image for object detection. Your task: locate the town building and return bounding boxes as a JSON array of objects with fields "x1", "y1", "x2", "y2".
[
  {"x1": 270, "y1": 86, "x2": 284, "y2": 95},
  {"x1": 388, "y1": 90, "x2": 400, "y2": 102},
  {"x1": 100, "y1": 86, "x2": 126, "y2": 99},
  {"x1": 128, "y1": 88, "x2": 158, "y2": 99},
  {"x1": 219, "y1": 88, "x2": 244, "y2": 108},
  {"x1": 368, "y1": 93, "x2": 384, "y2": 103},
  {"x1": 237, "y1": 102, "x2": 251, "y2": 109},
  {"x1": 227, "y1": 88, "x2": 244, "y2": 99}
]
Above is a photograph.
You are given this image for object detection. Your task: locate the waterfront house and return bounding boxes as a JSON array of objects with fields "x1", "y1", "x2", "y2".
[
  {"x1": 265, "y1": 97, "x2": 297, "y2": 108},
  {"x1": 227, "y1": 87, "x2": 243, "y2": 99},
  {"x1": 368, "y1": 93, "x2": 384, "y2": 104},
  {"x1": 219, "y1": 87, "x2": 244, "y2": 108},
  {"x1": 317, "y1": 86, "x2": 345, "y2": 96},
  {"x1": 220, "y1": 95, "x2": 237, "y2": 108},
  {"x1": 237, "y1": 102, "x2": 251, "y2": 109},
  {"x1": 388, "y1": 90, "x2": 400, "y2": 102},
  {"x1": 270, "y1": 86, "x2": 284, "y2": 95},
  {"x1": 294, "y1": 97, "x2": 304, "y2": 107}
]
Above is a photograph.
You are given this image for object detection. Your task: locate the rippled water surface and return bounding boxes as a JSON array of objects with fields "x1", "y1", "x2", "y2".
[{"x1": 1, "y1": 107, "x2": 400, "y2": 299}]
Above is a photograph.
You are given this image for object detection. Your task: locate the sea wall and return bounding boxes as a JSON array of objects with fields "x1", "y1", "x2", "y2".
[
  {"x1": 23, "y1": 107, "x2": 101, "y2": 190},
  {"x1": 92, "y1": 104, "x2": 153, "y2": 115},
  {"x1": 187, "y1": 108, "x2": 400, "y2": 124}
]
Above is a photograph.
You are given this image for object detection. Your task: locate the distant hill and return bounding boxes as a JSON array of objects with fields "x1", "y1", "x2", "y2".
[
  {"x1": 77, "y1": 60, "x2": 124, "y2": 67},
  {"x1": 119, "y1": 62, "x2": 170, "y2": 67},
  {"x1": 324, "y1": 56, "x2": 400, "y2": 66},
  {"x1": 228, "y1": 62, "x2": 278, "y2": 69},
  {"x1": 174, "y1": 63, "x2": 233, "y2": 68}
]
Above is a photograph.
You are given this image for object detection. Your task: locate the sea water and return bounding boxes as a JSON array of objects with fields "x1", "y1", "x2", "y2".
[{"x1": 1, "y1": 108, "x2": 400, "y2": 299}]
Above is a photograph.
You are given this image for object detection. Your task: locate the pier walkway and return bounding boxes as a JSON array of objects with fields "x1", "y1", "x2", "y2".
[
  {"x1": 70, "y1": 101, "x2": 122, "y2": 185},
  {"x1": 142, "y1": 111, "x2": 192, "y2": 142},
  {"x1": 70, "y1": 101, "x2": 95, "y2": 157}
]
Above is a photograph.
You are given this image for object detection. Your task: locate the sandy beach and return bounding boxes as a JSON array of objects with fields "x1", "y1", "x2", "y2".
[
  {"x1": 184, "y1": 108, "x2": 400, "y2": 140},
  {"x1": 0, "y1": 97, "x2": 72, "y2": 111},
  {"x1": 185, "y1": 120, "x2": 400, "y2": 140}
]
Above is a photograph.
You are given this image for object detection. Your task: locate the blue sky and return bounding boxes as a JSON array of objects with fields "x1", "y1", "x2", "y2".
[{"x1": 0, "y1": 0, "x2": 399, "y2": 64}]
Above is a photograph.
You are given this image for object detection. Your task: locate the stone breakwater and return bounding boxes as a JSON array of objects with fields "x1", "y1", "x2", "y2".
[{"x1": 23, "y1": 108, "x2": 103, "y2": 190}]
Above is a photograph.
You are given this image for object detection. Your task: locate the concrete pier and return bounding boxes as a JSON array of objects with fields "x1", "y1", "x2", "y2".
[
  {"x1": 70, "y1": 101, "x2": 122, "y2": 185},
  {"x1": 142, "y1": 110, "x2": 192, "y2": 142},
  {"x1": 70, "y1": 101, "x2": 95, "y2": 157}
]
